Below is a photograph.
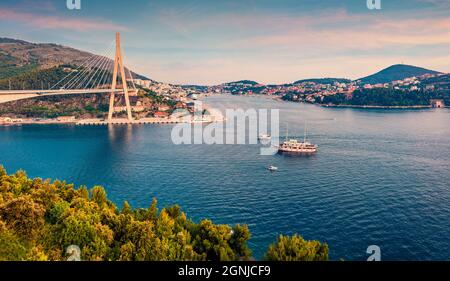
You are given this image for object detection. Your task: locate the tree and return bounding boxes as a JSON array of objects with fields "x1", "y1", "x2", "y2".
[
  {"x1": 229, "y1": 224, "x2": 252, "y2": 260},
  {"x1": 0, "y1": 195, "x2": 46, "y2": 239},
  {"x1": 264, "y1": 234, "x2": 329, "y2": 261},
  {"x1": 78, "y1": 186, "x2": 89, "y2": 200},
  {"x1": 52, "y1": 208, "x2": 114, "y2": 261},
  {"x1": 321, "y1": 88, "x2": 437, "y2": 107},
  {"x1": 121, "y1": 201, "x2": 132, "y2": 215},
  {"x1": 25, "y1": 246, "x2": 49, "y2": 261},
  {"x1": 0, "y1": 220, "x2": 27, "y2": 261},
  {"x1": 0, "y1": 166, "x2": 6, "y2": 177},
  {"x1": 91, "y1": 186, "x2": 107, "y2": 206},
  {"x1": 147, "y1": 198, "x2": 158, "y2": 221},
  {"x1": 191, "y1": 220, "x2": 238, "y2": 261},
  {"x1": 48, "y1": 201, "x2": 70, "y2": 224}
]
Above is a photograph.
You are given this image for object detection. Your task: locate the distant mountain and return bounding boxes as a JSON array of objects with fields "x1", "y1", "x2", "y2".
[
  {"x1": 0, "y1": 38, "x2": 29, "y2": 44},
  {"x1": 223, "y1": 80, "x2": 260, "y2": 86},
  {"x1": 0, "y1": 37, "x2": 148, "y2": 80},
  {"x1": 181, "y1": 84, "x2": 209, "y2": 91},
  {"x1": 0, "y1": 37, "x2": 93, "y2": 77},
  {"x1": 358, "y1": 64, "x2": 441, "y2": 84},
  {"x1": 293, "y1": 78, "x2": 351, "y2": 85}
]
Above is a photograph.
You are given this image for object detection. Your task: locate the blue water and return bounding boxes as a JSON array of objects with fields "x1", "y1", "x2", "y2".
[{"x1": 1, "y1": 95, "x2": 449, "y2": 261}]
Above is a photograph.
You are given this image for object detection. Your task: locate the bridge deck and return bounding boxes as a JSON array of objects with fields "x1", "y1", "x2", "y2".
[{"x1": 0, "y1": 89, "x2": 138, "y2": 104}]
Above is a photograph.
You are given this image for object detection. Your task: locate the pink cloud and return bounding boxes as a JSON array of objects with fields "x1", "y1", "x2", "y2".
[
  {"x1": 13, "y1": 0, "x2": 58, "y2": 12},
  {"x1": 152, "y1": 6, "x2": 450, "y2": 52},
  {"x1": 138, "y1": 8, "x2": 450, "y2": 84},
  {"x1": 0, "y1": 8, "x2": 126, "y2": 32},
  {"x1": 225, "y1": 11, "x2": 450, "y2": 51}
]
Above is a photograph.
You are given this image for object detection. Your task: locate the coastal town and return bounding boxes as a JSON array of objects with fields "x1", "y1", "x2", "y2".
[
  {"x1": 183, "y1": 69, "x2": 449, "y2": 108},
  {"x1": 0, "y1": 78, "x2": 221, "y2": 126}
]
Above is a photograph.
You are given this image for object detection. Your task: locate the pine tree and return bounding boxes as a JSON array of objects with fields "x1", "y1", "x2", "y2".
[{"x1": 264, "y1": 234, "x2": 329, "y2": 261}]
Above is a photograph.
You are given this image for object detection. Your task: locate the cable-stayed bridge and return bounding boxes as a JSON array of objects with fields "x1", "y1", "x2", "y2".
[{"x1": 0, "y1": 33, "x2": 137, "y2": 123}]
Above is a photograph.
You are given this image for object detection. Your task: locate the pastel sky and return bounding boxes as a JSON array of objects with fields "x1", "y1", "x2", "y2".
[{"x1": 1, "y1": 0, "x2": 450, "y2": 85}]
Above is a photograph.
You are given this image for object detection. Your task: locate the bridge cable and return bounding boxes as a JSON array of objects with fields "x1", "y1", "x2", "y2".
[
  {"x1": 49, "y1": 54, "x2": 97, "y2": 89},
  {"x1": 121, "y1": 44, "x2": 136, "y2": 90},
  {"x1": 62, "y1": 40, "x2": 114, "y2": 90},
  {"x1": 96, "y1": 59, "x2": 113, "y2": 89},
  {"x1": 93, "y1": 45, "x2": 115, "y2": 88},
  {"x1": 61, "y1": 52, "x2": 107, "y2": 90},
  {"x1": 90, "y1": 53, "x2": 113, "y2": 89},
  {"x1": 65, "y1": 47, "x2": 111, "y2": 90},
  {"x1": 126, "y1": 66, "x2": 136, "y2": 90},
  {"x1": 83, "y1": 43, "x2": 115, "y2": 90},
  {"x1": 49, "y1": 43, "x2": 111, "y2": 90},
  {"x1": 83, "y1": 44, "x2": 115, "y2": 89},
  {"x1": 70, "y1": 49, "x2": 111, "y2": 89}
]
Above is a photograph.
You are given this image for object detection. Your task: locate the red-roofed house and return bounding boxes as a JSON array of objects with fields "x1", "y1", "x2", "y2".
[{"x1": 154, "y1": 111, "x2": 170, "y2": 118}]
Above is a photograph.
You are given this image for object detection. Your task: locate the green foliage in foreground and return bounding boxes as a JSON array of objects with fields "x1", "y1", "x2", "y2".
[
  {"x1": 0, "y1": 166, "x2": 251, "y2": 261},
  {"x1": 265, "y1": 235, "x2": 329, "y2": 261},
  {"x1": 0, "y1": 165, "x2": 328, "y2": 261}
]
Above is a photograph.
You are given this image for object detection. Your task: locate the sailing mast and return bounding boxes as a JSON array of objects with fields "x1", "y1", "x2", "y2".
[
  {"x1": 286, "y1": 123, "x2": 289, "y2": 142},
  {"x1": 303, "y1": 120, "x2": 307, "y2": 143}
]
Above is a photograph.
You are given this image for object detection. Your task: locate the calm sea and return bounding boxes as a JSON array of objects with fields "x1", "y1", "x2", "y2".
[{"x1": 1, "y1": 95, "x2": 449, "y2": 260}]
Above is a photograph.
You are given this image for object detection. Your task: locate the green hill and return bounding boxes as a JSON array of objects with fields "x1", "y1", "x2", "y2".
[
  {"x1": 358, "y1": 64, "x2": 440, "y2": 84},
  {"x1": 0, "y1": 37, "x2": 148, "y2": 81},
  {"x1": 223, "y1": 80, "x2": 260, "y2": 86},
  {"x1": 293, "y1": 78, "x2": 351, "y2": 85}
]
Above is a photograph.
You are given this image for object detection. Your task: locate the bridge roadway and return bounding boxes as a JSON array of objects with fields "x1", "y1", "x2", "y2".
[{"x1": 0, "y1": 88, "x2": 137, "y2": 104}]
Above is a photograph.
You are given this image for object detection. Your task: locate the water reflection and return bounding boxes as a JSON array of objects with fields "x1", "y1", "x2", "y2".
[{"x1": 107, "y1": 124, "x2": 134, "y2": 147}]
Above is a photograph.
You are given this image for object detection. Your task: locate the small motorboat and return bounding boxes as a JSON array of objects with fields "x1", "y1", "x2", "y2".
[
  {"x1": 258, "y1": 134, "x2": 272, "y2": 145},
  {"x1": 258, "y1": 134, "x2": 271, "y2": 141},
  {"x1": 268, "y1": 165, "x2": 278, "y2": 171}
]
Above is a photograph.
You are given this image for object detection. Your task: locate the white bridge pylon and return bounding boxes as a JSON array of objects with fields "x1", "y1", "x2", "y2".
[{"x1": 0, "y1": 32, "x2": 136, "y2": 123}]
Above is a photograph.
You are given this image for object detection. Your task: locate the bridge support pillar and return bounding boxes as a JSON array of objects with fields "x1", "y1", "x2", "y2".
[{"x1": 108, "y1": 32, "x2": 133, "y2": 123}]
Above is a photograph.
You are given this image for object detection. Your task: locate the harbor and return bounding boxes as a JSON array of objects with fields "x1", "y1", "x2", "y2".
[
  {"x1": 0, "y1": 100, "x2": 226, "y2": 126},
  {"x1": 0, "y1": 116, "x2": 217, "y2": 126}
]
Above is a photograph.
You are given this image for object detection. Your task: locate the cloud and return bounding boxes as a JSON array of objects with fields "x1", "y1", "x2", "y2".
[
  {"x1": 130, "y1": 6, "x2": 450, "y2": 84},
  {"x1": 12, "y1": 0, "x2": 57, "y2": 12},
  {"x1": 150, "y1": 6, "x2": 450, "y2": 52},
  {"x1": 224, "y1": 10, "x2": 450, "y2": 53},
  {"x1": 415, "y1": 0, "x2": 450, "y2": 7},
  {"x1": 0, "y1": 8, "x2": 126, "y2": 32},
  {"x1": 139, "y1": 51, "x2": 450, "y2": 85}
]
